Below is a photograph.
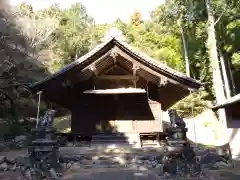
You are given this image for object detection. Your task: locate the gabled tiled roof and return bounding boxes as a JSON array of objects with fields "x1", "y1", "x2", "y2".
[{"x1": 31, "y1": 36, "x2": 201, "y2": 89}]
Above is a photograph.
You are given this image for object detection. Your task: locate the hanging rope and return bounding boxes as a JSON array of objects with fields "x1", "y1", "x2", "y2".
[
  {"x1": 36, "y1": 91, "x2": 42, "y2": 128},
  {"x1": 190, "y1": 89, "x2": 198, "y2": 149},
  {"x1": 146, "y1": 81, "x2": 149, "y2": 99}
]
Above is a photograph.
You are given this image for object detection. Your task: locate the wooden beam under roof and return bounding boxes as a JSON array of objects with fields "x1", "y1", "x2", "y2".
[
  {"x1": 114, "y1": 46, "x2": 195, "y2": 91},
  {"x1": 83, "y1": 88, "x2": 146, "y2": 94},
  {"x1": 82, "y1": 49, "x2": 114, "y2": 72},
  {"x1": 100, "y1": 64, "x2": 131, "y2": 75},
  {"x1": 94, "y1": 75, "x2": 139, "y2": 81}
]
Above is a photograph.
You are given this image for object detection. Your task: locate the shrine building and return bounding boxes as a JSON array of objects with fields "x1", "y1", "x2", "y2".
[{"x1": 31, "y1": 28, "x2": 201, "y2": 145}]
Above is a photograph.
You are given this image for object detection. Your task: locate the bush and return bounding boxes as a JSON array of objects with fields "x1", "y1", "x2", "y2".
[{"x1": 172, "y1": 88, "x2": 211, "y2": 117}]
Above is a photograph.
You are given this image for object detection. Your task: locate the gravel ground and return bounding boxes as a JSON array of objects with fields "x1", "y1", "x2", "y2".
[
  {"x1": 63, "y1": 168, "x2": 159, "y2": 180},
  {"x1": 209, "y1": 161, "x2": 240, "y2": 180},
  {"x1": 0, "y1": 146, "x2": 239, "y2": 180}
]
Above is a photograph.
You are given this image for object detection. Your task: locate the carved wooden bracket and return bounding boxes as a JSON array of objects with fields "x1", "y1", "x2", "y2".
[
  {"x1": 158, "y1": 76, "x2": 168, "y2": 87},
  {"x1": 132, "y1": 64, "x2": 140, "y2": 88},
  {"x1": 132, "y1": 64, "x2": 140, "y2": 76},
  {"x1": 110, "y1": 48, "x2": 118, "y2": 64},
  {"x1": 89, "y1": 64, "x2": 98, "y2": 76}
]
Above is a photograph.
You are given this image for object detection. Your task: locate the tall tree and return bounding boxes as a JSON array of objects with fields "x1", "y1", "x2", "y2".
[
  {"x1": 130, "y1": 10, "x2": 143, "y2": 27},
  {"x1": 205, "y1": 0, "x2": 227, "y2": 124},
  {"x1": 0, "y1": 0, "x2": 49, "y2": 134}
]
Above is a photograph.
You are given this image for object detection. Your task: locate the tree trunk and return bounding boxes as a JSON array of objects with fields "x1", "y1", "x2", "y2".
[
  {"x1": 177, "y1": 14, "x2": 190, "y2": 77},
  {"x1": 219, "y1": 49, "x2": 231, "y2": 98},
  {"x1": 205, "y1": 0, "x2": 227, "y2": 125},
  {"x1": 180, "y1": 23, "x2": 190, "y2": 77}
]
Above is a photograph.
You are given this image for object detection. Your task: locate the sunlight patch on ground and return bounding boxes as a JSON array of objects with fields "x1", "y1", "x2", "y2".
[{"x1": 104, "y1": 147, "x2": 131, "y2": 154}]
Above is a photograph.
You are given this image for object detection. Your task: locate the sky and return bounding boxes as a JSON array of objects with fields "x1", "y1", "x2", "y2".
[{"x1": 10, "y1": 0, "x2": 165, "y2": 24}]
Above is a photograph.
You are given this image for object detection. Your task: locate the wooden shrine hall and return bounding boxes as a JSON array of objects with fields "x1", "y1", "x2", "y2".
[{"x1": 31, "y1": 28, "x2": 201, "y2": 144}]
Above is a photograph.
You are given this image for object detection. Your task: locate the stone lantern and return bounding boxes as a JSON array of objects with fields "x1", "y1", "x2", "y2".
[{"x1": 28, "y1": 109, "x2": 60, "y2": 178}]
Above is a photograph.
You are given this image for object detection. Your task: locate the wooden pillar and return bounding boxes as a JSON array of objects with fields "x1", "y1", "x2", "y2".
[
  {"x1": 157, "y1": 83, "x2": 163, "y2": 145},
  {"x1": 132, "y1": 64, "x2": 140, "y2": 88}
]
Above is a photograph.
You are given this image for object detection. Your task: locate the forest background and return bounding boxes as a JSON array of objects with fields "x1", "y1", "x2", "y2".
[{"x1": 0, "y1": 0, "x2": 239, "y2": 135}]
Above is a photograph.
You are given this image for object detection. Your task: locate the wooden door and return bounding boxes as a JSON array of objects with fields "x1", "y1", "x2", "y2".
[
  {"x1": 71, "y1": 94, "x2": 116, "y2": 135},
  {"x1": 114, "y1": 94, "x2": 161, "y2": 133},
  {"x1": 135, "y1": 100, "x2": 162, "y2": 133}
]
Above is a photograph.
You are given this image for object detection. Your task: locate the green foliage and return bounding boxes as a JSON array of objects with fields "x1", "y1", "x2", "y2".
[
  {"x1": 17, "y1": 3, "x2": 95, "y2": 73},
  {"x1": 46, "y1": 3, "x2": 94, "y2": 72},
  {"x1": 130, "y1": 10, "x2": 143, "y2": 27},
  {"x1": 231, "y1": 52, "x2": 240, "y2": 70},
  {"x1": 130, "y1": 0, "x2": 239, "y2": 115},
  {"x1": 89, "y1": 23, "x2": 110, "y2": 48},
  {"x1": 121, "y1": 1, "x2": 213, "y2": 116},
  {"x1": 125, "y1": 10, "x2": 185, "y2": 72},
  {"x1": 172, "y1": 88, "x2": 211, "y2": 117}
]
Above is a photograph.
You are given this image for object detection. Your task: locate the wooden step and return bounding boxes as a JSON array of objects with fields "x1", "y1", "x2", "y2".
[
  {"x1": 92, "y1": 136, "x2": 129, "y2": 140},
  {"x1": 91, "y1": 139, "x2": 129, "y2": 143},
  {"x1": 91, "y1": 132, "x2": 126, "y2": 136},
  {"x1": 91, "y1": 133, "x2": 130, "y2": 144},
  {"x1": 141, "y1": 140, "x2": 159, "y2": 147}
]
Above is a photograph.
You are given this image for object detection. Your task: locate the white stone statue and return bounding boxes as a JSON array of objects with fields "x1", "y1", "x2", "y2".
[{"x1": 38, "y1": 109, "x2": 56, "y2": 127}]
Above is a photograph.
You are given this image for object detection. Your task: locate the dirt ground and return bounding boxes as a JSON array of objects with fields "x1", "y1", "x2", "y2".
[
  {"x1": 1, "y1": 146, "x2": 240, "y2": 180},
  {"x1": 209, "y1": 161, "x2": 240, "y2": 180}
]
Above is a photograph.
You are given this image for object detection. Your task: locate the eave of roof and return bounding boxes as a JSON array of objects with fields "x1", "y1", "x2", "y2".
[
  {"x1": 30, "y1": 36, "x2": 202, "y2": 90},
  {"x1": 212, "y1": 94, "x2": 240, "y2": 110}
]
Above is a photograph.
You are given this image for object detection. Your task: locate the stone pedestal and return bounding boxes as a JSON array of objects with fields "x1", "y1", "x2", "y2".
[
  {"x1": 28, "y1": 127, "x2": 60, "y2": 174},
  {"x1": 165, "y1": 127, "x2": 188, "y2": 154},
  {"x1": 166, "y1": 127, "x2": 188, "y2": 146},
  {"x1": 162, "y1": 110, "x2": 199, "y2": 176}
]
